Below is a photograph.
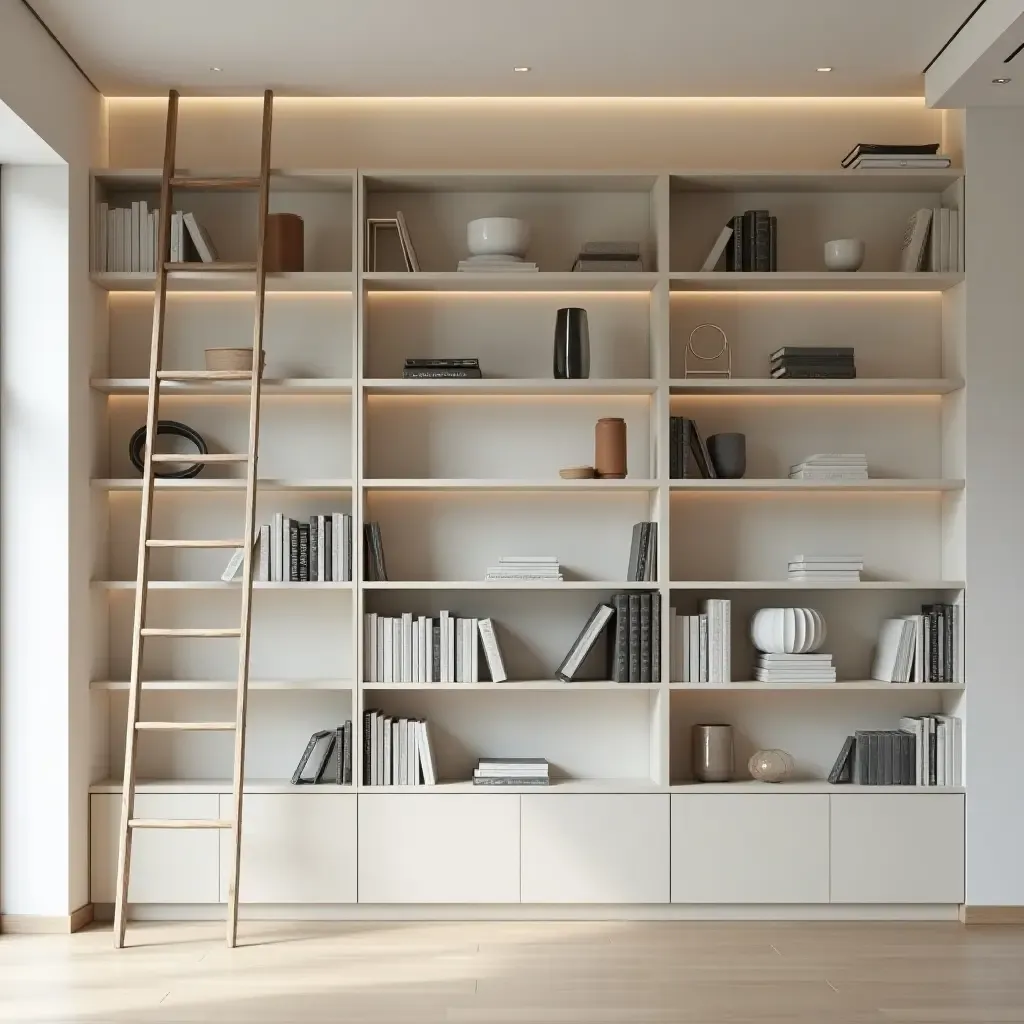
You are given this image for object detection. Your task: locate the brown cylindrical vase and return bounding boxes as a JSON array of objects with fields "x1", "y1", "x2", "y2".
[
  {"x1": 692, "y1": 724, "x2": 734, "y2": 782},
  {"x1": 265, "y1": 213, "x2": 305, "y2": 272},
  {"x1": 595, "y1": 417, "x2": 627, "y2": 478}
]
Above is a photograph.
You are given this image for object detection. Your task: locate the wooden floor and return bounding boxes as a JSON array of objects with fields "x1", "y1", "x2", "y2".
[{"x1": 2, "y1": 920, "x2": 1024, "y2": 1022}]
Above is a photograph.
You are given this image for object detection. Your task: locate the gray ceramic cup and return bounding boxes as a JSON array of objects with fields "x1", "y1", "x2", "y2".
[{"x1": 708, "y1": 432, "x2": 746, "y2": 478}]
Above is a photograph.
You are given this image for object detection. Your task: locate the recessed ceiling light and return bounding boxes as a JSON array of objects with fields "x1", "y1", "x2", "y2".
[
  {"x1": 993, "y1": 77, "x2": 1012, "y2": 84},
  {"x1": 209, "y1": 66, "x2": 222, "y2": 72},
  {"x1": 513, "y1": 66, "x2": 531, "y2": 72},
  {"x1": 816, "y1": 66, "x2": 833, "y2": 73}
]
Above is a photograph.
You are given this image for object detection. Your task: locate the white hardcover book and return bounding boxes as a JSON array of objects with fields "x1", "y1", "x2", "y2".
[
  {"x1": 700, "y1": 224, "x2": 734, "y2": 272},
  {"x1": 418, "y1": 616, "x2": 427, "y2": 683},
  {"x1": 936, "y1": 721, "x2": 947, "y2": 786},
  {"x1": 129, "y1": 201, "x2": 138, "y2": 272},
  {"x1": 872, "y1": 619, "x2": 911, "y2": 682},
  {"x1": 106, "y1": 208, "x2": 116, "y2": 271},
  {"x1": 258, "y1": 524, "x2": 270, "y2": 581},
  {"x1": 410, "y1": 620, "x2": 418, "y2": 682},
  {"x1": 408, "y1": 719, "x2": 419, "y2": 784},
  {"x1": 722, "y1": 600, "x2": 731, "y2": 683},
  {"x1": 140, "y1": 200, "x2": 150, "y2": 272},
  {"x1": 477, "y1": 618, "x2": 508, "y2": 683},
  {"x1": 688, "y1": 615, "x2": 699, "y2": 683},
  {"x1": 330, "y1": 513, "x2": 340, "y2": 582},
  {"x1": 382, "y1": 618, "x2": 393, "y2": 683},
  {"x1": 425, "y1": 618, "x2": 434, "y2": 683},
  {"x1": 183, "y1": 211, "x2": 219, "y2": 262},
  {"x1": 470, "y1": 618, "x2": 479, "y2": 683},
  {"x1": 97, "y1": 202, "x2": 108, "y2": 271},
  {"x1": 454, "y1": 620, "x2": 463, "y2": 683},
  {"x1": 418, "y1": 720, "x2": 438, "y2": 785},
  {"x1": 393, "y1": 619, "x2": 402, "y2": 683},
  {"x1": 948, "y1": 209, "x2": 959, "y2": 274},
  {"x1": 376, "y1": 617, "x2": 385, "y2": 683},
  {"x1": 439, "y1": 611, "x2": 449, "y2": 682},
  {"x1": 900, "y1": 208, "x2": 933, "y2": 273},
  {"x1": 401, "y1": 612, "x2": 413, "y2": 683},
  {"x1": 220, "y1": 546, "x2": 245, "y2": 582},
  {"x1": 698, "y1": 614, "x2": 708, "y2": 683},
  {"x1": 344, "y1": 513, "x2": 352, "y2": 581},
  {"x1": 448, "y1": 617, "x2": 456, "y2": 683},
  {"x1": 169, "y1": 210, "x2": 178, "y2": 263},
  {"x1": 382, "y1": 718, "x2": 391, "y2": 786},
  {"x1": 364, "y1": 613, "x2": 376, "y2": 682},
  {"x1": 680, "y1": 615, "x2": 689, "y2": 683},
  {"x1": 270, "y1": 512, "x2": 282, "y2": 582}
]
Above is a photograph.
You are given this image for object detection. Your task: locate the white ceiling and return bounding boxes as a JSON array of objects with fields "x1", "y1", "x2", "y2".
[{"x1": 27, "y1": 0, "x2": 977, "y2": 98}]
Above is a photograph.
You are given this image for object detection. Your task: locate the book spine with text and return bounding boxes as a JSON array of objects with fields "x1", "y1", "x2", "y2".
[
  {"x1": 639, "y1": 593, "x2": 652, "y2": 683},
  {"x1": 628, "y1": 594, "x2": 641, "y2": 682}
]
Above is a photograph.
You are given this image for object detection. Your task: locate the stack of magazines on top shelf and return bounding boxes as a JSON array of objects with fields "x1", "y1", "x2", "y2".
[
  {"x1": 485, "y1": 556, "x2": 562, "y2": 582},
  {"x1": 474, "y1": 757, "x2": 550, "y2": 786},
  {"x1": 841, "y1": 142, "x2": 951, "y2": 170},
  {"x1": 789, "y1": 454, "x2": 867, "y2": 481},
  {"x1": 402, "y1": 358, "x2": 481, "y2": 380}
]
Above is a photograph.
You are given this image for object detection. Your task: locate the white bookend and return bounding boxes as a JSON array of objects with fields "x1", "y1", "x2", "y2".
[
  {"x1": 700, "y1": 224, "x2": 734, "y2": 272},
  {"x1": 183, "y1": 211, "x2": 219, "y2": 262},
  {"x1": 365, "y1": 613, "x2": 378, "y2": 683},
  {"x1": 477, "y1": 619, "x2": 508, "y2": 683},
  {"x1": 418, "y1": 721, "x2": 438, "y2": 785}
]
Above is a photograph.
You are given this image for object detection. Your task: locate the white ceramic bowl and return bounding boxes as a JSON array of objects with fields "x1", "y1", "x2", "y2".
[
  {"x1": 824, "y1": 238, "x2": 865, "y2": 272},
  {"x1": 467, "y1": 217, "x2": 530, "y2": 257},
  {"x1": 751, "y1": 607, "x2": 826, "y2": 654}
]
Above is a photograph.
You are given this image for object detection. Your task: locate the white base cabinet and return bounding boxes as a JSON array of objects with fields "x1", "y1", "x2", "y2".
[
  {"x1": 830, "y1": 794, "x2": 965, "y2": 904},
  {"x1": 671, "y1": 794, "x2": 830, "y2": 904},
  {"x1": 218, "y1": 793, "x2": 357, "y2": 904},
  {"x1": 91, "y1": 794, "x2": 221, "y2": 904},
  {"x1": 521, "y1": 794, "x2": 669, "y2": 903},
  {"x1": 358, "y1": 794, "x2": 520, "y2": 903}
]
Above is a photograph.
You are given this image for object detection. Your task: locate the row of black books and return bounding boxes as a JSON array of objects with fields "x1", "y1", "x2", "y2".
[
  {"x1": 701, "y1": 210, "x2": 778, "y2": 272},
  {"x1": 871, "y1": 605, "x2": 963, "y2": 684},
  {"x1": 555, "y1": 594, "x2": 661, "y2": 683},
  {"x1": 290, "y1": 723, "x2": 353, "y2": 785},
  {"x1": 362, "y1": 711, "x2": 438, "y2": 786},
  {"x1": 626, "y1": 522, "x2": 658, "y2": 582},
  {"x1": 402, "y1": 357, "x2": 482, "y2": 380},
  {"x1": 669, "y1": 417, "x2": 717, "y2": 479},
  {"x1": 241, "y1": 513, "x2": 352, "y2": 583},
  {"x1": 828, "y1": 716, "x2": 962, "y2": 786},
  {"x1": 771, "y1": 346, "x2": 856, "y2": 380}
]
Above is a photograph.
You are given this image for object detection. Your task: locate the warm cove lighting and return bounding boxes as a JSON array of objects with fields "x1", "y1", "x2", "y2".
[
  {"x1": 513, "y1": 67, "x2": 531, "y2": 73},
  {"x1": 816, "y1": 67, "x2": 833, "y2": 73}
]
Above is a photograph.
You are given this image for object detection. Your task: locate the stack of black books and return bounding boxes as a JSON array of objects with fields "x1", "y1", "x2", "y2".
[
  {"x1": 572, "y1": 241, "x2": 643, "y2": 272},
  {"x1": 725, "y1": 210, "x2": 777, "y2": 272},
  {"x1": 669, "y1": 416, "x2": 716, "y2": 478},
  {"x1": 771, "y1": 346, "x2": 856, "y2": 380},
  {"x1": 402, "y1": 358, "x2": 481, "y2": 380},
  {"x1": 554, "y1": 595, "x2": 661, "y2": 684}
]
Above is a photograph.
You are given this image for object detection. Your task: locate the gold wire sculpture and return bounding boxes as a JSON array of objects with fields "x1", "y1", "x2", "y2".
[{"x1": 684, "y1": 323, "x2": 732, "y2": 379}]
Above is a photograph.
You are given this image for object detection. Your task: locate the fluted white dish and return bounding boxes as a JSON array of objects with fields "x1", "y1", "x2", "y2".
[{"x1": 751, "y1": 607, "x2": 826, "y2": 654}]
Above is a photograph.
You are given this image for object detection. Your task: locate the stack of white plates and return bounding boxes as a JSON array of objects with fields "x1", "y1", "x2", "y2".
[{"x1": 790, "y1": 454, "x2": 867, "y2": 481}]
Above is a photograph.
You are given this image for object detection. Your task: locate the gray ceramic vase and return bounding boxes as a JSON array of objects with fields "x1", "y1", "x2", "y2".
[{"x1": 708, "y1": 432, "x2": 746, "y2": 479}]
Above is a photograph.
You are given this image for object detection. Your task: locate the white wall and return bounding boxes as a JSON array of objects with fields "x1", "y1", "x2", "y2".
[
  {"x1": 0, "y1": 0, "x2": 104, "y2": 919},
  {"x1": 962, "y1": 107, "x2": 1024, "y2": 907}
]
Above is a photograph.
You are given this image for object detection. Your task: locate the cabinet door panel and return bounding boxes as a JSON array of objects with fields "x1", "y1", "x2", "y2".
[
  {"x1": 521, "y1": 794, "x2": 669, "y2": 903},
  {"x1": 358, "y1": 794, "x2": 519, "y2": 903},
  {"x1": 219, "y1": 793, "x2": 356, "y2": 904},
  {"x1": 830, "y1": 794, "x2": 964, "y2": 903},
  {"x1": 91, "y1": 794, "x2": 220, "y2": 904},
  {"x1": 671, "y1": 794, "x2": 829, "y2": 904}
]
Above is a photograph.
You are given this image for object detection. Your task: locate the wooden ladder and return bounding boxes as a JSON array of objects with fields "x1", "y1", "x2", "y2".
[{"x1": 113, "y1": 89, "x2": 274, "y2": 949}]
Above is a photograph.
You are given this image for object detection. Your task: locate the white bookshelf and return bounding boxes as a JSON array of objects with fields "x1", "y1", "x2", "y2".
[{"x1": 87, "y1": 166, "x2": 967, "y2": 912}]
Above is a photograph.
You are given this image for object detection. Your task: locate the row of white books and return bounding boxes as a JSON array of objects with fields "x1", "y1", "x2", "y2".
[
  {"x1": 362, "y1": 712, "x2": 438, "y2": 786},
  {"x1": 669, "y1": 601, "x2": 731, "y2": 683},
  {"x1": 901, "y1": 206, "x2": 963, "y2": 274},
  {"x1": 474, "y1": 757, "x2": 550, "y2": 787},
  {"x1": 95, "y1": 203, "x2": 219, "y2": 272},
  {"x1": 788, "y1": 554, "x2": 863, "y2": 583},
  {"x1": 755, "y1": 652, "x2": 836, "y2": 683},
  {"x1": 790, "y1": 454, "x2": 868, "y2": 481},
  {"x1": 364, "y1": 612, "x2": 508, "y2": 683},
  {"x1": 871, "y1": 605, "x2": 963, "y2": 683},
  {"x1": 899, "y1": 715, "x2": 962, "y2": 786},
  {"x1": 485, "y1": 556, "x2": 562, "y2": 581}
]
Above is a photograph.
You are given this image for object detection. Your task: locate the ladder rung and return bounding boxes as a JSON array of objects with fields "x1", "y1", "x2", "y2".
[
  {"x1": 130, "y1": 818, "x2": 233, "y2": 829},
  {"x1": 136, "y1": 721, "x2": 236, "y2": 731},
  {"x1": 165, "y1": 261, "x2": 257, "y2": 273},
  {"x1": 140, "y1": 627, "x2": 242, "y2": 638},
  {"x1": 150, "y1": 453, "x2": 249, "y2": 464},
  {"x1": 146, "y1": 539, "x2": 243, "y2": 548},
  {"x1": 158, "y1": 370, "x2": 253, "y2": 382},
  {"x1": 169, "y1": 176, "x2": 261, "y2": 190}
]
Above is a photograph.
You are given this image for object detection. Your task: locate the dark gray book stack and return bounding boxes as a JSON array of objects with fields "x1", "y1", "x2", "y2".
[
  {"x1": 627, "y1": 522, "x2": 657, "y2": 582},
  {"x1": 669, "y1": 417, "x2": 717, "y2": 479},
  {"x1": 290, "y1": 722, "x2": 353, "y2": 785},
  {"x1": 572, "y1": 241, "x2": 643, "y2": 272},
  {"x1": 771, "y1": 346, "x2": 856, "y2": 380},
  {"x1": 402, "y1": 357, "x2": 481, "y2": 379},
  {"x1": 828, "y1": 719, "x2": 962, "y2": 787},
  {"x1": 725, "y1": 210, "x2": 777, "y2": 272},
  {"x1": 609, "y1": 592, "x2": 661, "y2": 684}
]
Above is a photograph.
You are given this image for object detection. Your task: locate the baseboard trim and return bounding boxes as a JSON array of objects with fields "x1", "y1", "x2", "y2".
[
  {"x1": 92, "y1": 903, "x2": 962, "y2": 923},
  {"x1": 1, "y1": 905, "x2": 93, "y2": 934},
  {"x1": 960, "y1": 905, "x2": 1024, "y2": 925}
]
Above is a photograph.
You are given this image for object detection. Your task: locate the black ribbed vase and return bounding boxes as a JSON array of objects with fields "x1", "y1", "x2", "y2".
[{"x1": 553, "y1": 307, "x2": 590, "y2": 379}]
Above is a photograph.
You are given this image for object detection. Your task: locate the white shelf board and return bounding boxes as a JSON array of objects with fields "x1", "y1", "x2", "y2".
[
  {"x1": 92, "y1": 478, "x2": 353, "y2": 492},
  {"x1": 669, "y1": 681, "x2": 965, "y2": 691},
  {"x1": 669, "y1": 169, "x2": 964, "y2": 193},
  {"x1": 361, "y1": 779, "x2": 662, "y2": 794},
  {"x1": 362, "y1": 581, "x2": 657, "y2": 591},
  {"x1": 361, "y1": 681, "x2": 660, "y2": 691},
  {"x1": 364, "y1": 478, "x2": 660, "y2": 492},
  {"x1": 89, "y1": 778, "x2": 352, "y2": 794},
  {"x1": 94, "y1": 581, "x2": 354, "y2": 591},
  {"x1": 361, "y1": 170, "x2": 660, "y2": 193},
  {"x1": 669, "y1": 580, "x2": 965, "y2": 591},
  {"x1": 363, "y1": 378, "x2": 658, "y2": 397},
  {"x1": 669, "y1": 378, "x2": 963, "y2": 397},
  {"x1": 93, "y1": 168, "x2": 355, "y2": 192},
  {"x1": 90, "y1": 679, "x2": 353, "y2": 691},
  {"x1": 669, "y1": 272, "x2": 963, "y2": 293},
  {"x1": 670, "y1": 780, "x2": 965, "y2": 794},
  {"x1": 92, "y1": 378, "x2": 353, "y2": 396},
  {"x1": 669, "y1": 479, "x2": 964, "y2": 493},
  {"x1": 363, "y1": 271, "x2": 658, "y2": 293},
  {"x1": 91, "y1": 271, "x2": 353, "y2": 293}
]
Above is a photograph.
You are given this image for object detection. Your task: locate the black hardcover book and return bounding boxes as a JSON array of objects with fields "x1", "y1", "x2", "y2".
[
  {"x1": 342, "y1": 720, "x2": 353, "y2": 784},
  {"x1": 373, "y1": 524, "x2": 388, "y2": 581},
  {"x1": 404, "y1": 357, "x2": 480, "y2": 368},
  {"x1": 828, "y1": 735, "x2": 855, "y2": 784},
  {"x1": 769, "y1": 215, "x2": 778, "y2": 271},
  {"x1": 771, "y1": 346, "x2": 855, "y2": 360},
  {"x1": 628, "y1": 594, "x2": 641, "y2": 683},
  {"x1": 651, "y1": 592, "x2": 661, "y2": 683},
  {"x1": 680, "y1": 418, "x2": 693, "y2": 478},
  {"x1": 362, "y1": 711, "x2": 373, "y2": 783},
  {"x1": 324, "y1": 515, "x2": 332, "y2": 582},
  {"x1": 943, "y1": 603, "x2": 954, "y2": 683},
  {"x1": 904, "y1": 732, "x2": 915, "y2": 786},
  {"x1": 555, "y1": 603, "x2": 615, "y2": 682},
  {"x1": 852, "y1": 732, "x2": 866, "y2": 784},
  {"x1": 331, "y1": 725, "x2": 345, "y2": 785},
  {"x1": 635, "y1": 523, "x2": 649, "y2": 583},
  {"x1": 928, "y1": 716, "x2": 937, "y2": 785},
  {"x1": 726, "y1": 215, "x2": 744, "y2": 271},
  {"x1": 432, "y1": 623, "x2": 441, "y2": 681},
  {"x1": 669, "y1": 417, "x2": 681, "y2": 479},
  {"x1": 870, "y1": 732, "x2": 881, "y2": 785},
  {"x1": 626, "y1": 522, "x2": 644, "y2": 582},
  {"x1": 298, "y1": 523, "x2": 310, "y2": 582},
  {"x1": 882, "y1": 732, "x2": 894, "y2": 786},
  {"x1": 841, "y1": 142, "x2": 940, "y2": 168},
  {"x1": 639, "y1": 593, "x2": 652, "y2": 683},
  {"x1": 289, "y1": 523, "x2": 299, "y2": 582},
  {"x1": 314, "y1": 732, "x2": 337, "y2": 783},
  {"x1": 753, "y1": 210, "x2": 771, "y2": 272},
  {"x1": 772, "y1": 356, "x2": 856, "y2": 367},
  {"x1": 290, "y1": 729, "x2": 332, "y2": 785},
  {"x1": 925, "y1": 607, "x2": 940, "y2": 682},
  {"x1": 687, "y1": 419, "x2": 717, "y2": 479},
  {"x1": 772, "y1": 366, "x2": 857, "y2": 378},
  {"x1": 402, "y1": 368, "x2": 483, "y2": 379},
  {"x1": 645, "y1": 523, "x2": 657, "y2": 582},
  {"x1": 610, "y1": 593, "x2": 630, "y2": 682},
  {"x1": 309, "y1": 516, "x2": 319, "y2": 583},
  {"x1": 742, "y1": 210, "x2": 757, "y2": 271}
]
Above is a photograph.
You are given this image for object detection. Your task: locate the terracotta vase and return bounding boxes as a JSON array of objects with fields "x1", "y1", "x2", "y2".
[{"x1": 595, "y1": 417, "x2": 627, "y2": 478}]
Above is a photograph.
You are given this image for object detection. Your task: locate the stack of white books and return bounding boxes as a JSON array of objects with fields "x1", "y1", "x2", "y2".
[
  {"x1": 457, "y1": 254, "x2": 538, "y2": 272},
  {"x1": 755, "y1": 653, "x2": 836, "y2": 683},
  {"x1": 788, "y1": 554, "x2": 863, "y2": 583},
  {"x1": 473, "y1": 757, "x2": 550, "y2": 787},
  {"x1": 790, "y1": 454, "x2": 868, "y2": 481},
  {"x1": 485, "y1": 556, "x2": 562, "y2": 581}
]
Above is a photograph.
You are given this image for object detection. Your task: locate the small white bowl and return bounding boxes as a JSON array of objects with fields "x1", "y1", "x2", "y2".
[
  {"x1": 824, "y1": 238, "x2": 865, "y2": 272},
  {"x1": 467, "y1": 217, "x2": 530, "y2": 257}
]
